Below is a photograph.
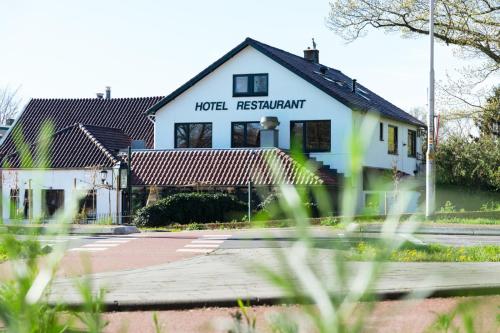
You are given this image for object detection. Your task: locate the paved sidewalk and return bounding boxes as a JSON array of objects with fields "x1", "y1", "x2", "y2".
[
  {"x1": 1, "y1": 224, "x2": 139, "y2": 235},
  {"x1": 48, "y1": 248, "x2": 500, "y2": 310}
]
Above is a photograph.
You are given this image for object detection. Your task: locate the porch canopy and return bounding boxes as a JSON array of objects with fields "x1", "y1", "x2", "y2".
[{"x1": 130, "y1": 148, "x2": 337, "y2": 187}]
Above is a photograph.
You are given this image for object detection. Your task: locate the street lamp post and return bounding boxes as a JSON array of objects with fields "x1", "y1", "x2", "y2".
[
  {"x1": 100, "y1": 169, "x2": 112, "y2": 222},
  {"x1": 426, "y1": 0, "x2": 436, "y2": 219}
]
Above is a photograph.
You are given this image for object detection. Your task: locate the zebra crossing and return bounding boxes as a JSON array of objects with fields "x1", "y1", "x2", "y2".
[
  {"x1": 176, "y1": 234, "x2": 232, "y2": 254},
  {"x1": 35, "y1": 235, "x2": 137, "y2": 253},
  {"x1": 67, "y1": 237, "x2": 137, "y2": 252}
]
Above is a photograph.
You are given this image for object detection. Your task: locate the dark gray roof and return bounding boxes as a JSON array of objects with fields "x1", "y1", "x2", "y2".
[
  {"x1": 147, "y1": 38, "x2": 425, "y2": 127},
  {"x1": 0, "y1": 96, "x2": 163, "y2": 160},
  {"x1": 2, "y1": 123, "x2": 131, "y2": 168}
]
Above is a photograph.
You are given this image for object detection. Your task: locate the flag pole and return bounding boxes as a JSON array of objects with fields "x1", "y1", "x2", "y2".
[{"x1": 425, "y1": 0, "x2": 436, "y2": 219}]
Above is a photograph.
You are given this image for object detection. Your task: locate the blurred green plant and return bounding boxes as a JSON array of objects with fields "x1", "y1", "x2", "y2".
[
  {"x1": 428, "y1": 300, "x2": 481, "y2": 333},
  {"x1": 225, "y1": 117, "x2": 416, "y2": 333},
  {"x1": 480, "y1": 201, "x2": 500, "y2": 212},
  {"x1": 226, "y1": 116, "x2": 497, "y2": 332},
  {"x1": 0, "y1": 122, "x2": 109, "y2": 332},
  {"x1": 152, "y1": 312, "x2": 164, "y2": 333},
  {"x1": 228, "y1": 300, "x2": 257, "y2": 333},
  {"x1": 267, "y1": 312, "x2": 298, "y2": 333}
]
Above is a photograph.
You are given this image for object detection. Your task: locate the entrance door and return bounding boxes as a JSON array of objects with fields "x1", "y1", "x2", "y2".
[
  {"x1": 23, "y1": 189, "x2": 33, "y2": 219},
  {"x1": 42, "y1": 189, "x2": 64, "y2": 217}
]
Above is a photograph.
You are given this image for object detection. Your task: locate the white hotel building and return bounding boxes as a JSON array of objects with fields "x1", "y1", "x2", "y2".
[{"x1": 0, "y1": 38, "x2": 425, "y2": 221}]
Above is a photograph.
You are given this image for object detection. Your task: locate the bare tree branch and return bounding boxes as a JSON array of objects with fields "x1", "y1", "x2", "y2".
[
  {"x1": 327, "y1": 0, "x2": 499, "y2": 136},
  {"x1": 327, "y1": 0, "x2": 499, "y2": 64},
  {"x1": 0, "y1": 85, "x2": 22, "y2": 125}
]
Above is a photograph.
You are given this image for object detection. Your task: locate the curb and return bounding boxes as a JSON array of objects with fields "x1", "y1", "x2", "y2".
[
  {"x1": 70, "y1": 225, "x2": 140, "y2": 235},
  {"x1": 358, "y1": 226, "x2": 500, "y2": 236},
  {"x1": 0, "y1": 225, "x2": 140, "y2": 235},
  {"x1": 54, "y1": 285, "x2": 500, "y2": 312}
]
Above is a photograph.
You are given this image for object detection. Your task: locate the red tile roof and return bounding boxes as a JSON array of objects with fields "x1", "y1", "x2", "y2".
[
  {"x1": 0, "y1": 97, "x2": 162, "y2": 159},
  {"x1": 130, "y1": 148, "x2": 337, "y2": 186},
  {"x1": 2, "y1": 123, "x2": 130, "y2": 168}
]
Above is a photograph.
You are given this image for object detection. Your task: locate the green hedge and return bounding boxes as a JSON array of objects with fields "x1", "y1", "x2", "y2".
[{"x1": 133, "y1": 192, "x2": 247, "y2": 227}]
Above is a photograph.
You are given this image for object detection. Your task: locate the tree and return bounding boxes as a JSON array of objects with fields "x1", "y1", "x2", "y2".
[
  {"x1": 0, "y1": 85, "x2": 22, "y2": 125},
  {"x1": 435, "y1": 133, "x2": 500, "y2": 191},
  {"x1": 327, "y1": 1, "x2": 499, "y2": 76},
  {"x1": 327, "y1": 1, "x2": 499, "y2": 136},
  {"x1": 476, "y1": 86, "x2": 500, "y2": 137}
]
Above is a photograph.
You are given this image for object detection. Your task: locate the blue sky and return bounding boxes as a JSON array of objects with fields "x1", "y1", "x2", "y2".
[{"x1": 1, "y1": 0, "x2": 468, "y2": 112}]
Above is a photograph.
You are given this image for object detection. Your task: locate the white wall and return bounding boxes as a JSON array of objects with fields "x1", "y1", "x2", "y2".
[
  {"x1": 360, "y1": 112, "x2": 423, "y2": 176},
  {"x1": 154, "y1": 46, "x2": 354, "y2": 173},
  {"x1": 1, "y1": 168, "x2": 121, "y2": 222}
]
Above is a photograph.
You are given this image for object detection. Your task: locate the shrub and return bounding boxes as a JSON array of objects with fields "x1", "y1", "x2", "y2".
[
  {"x1": 133, "y1": 192, "x2": 247, "y2": 227},
  {"x1": 435, "y1": 134, "x2": 500, "y2": 191},
  {"x1": 257, "y1": 192, "x2": 321, "y2": 219},
  {"x1": 185, "y1": 222, "x2": 204, "y2": 230},
  {"x1": 439, "y1": 200, "x2": 456, "y2": 213},
  {"x1": 257, "y1": 193, "x2": 285, "y2": 219},
  {"x1": 320, "y1": 216, "x2": 340, "y2": 226}
]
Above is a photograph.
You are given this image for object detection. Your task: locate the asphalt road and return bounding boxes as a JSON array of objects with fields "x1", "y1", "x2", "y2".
[
  {"x1": 21, "y1": 228, "x2": 500, "y2": 254},
  {"x1": 215, "y1": 228, "x2": 500, "y2": 249},
  {"x1": 9, "y1": 228, "x2": 498, "y2": 278}
]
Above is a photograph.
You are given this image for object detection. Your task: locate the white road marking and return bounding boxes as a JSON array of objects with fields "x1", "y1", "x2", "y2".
[
  {"x1": 68, "y1": 248, "x2": 107, "y2": 252},
  {"x1": 192, "y1": 240, "x2": 224, "y2": 244},
  {"x1": 95, "y1": 240, "x2": 129, "y2": 243},
  {"x1": 83, "y1": 243, "x2": 120, "y2": 247},
  {"x1": 65, "y1": 236, "x2": 136, "y2": 253},
  {"x1": 176, "y1": 234, "x2": 232, "y2": 253},
  {"x1": 184, "y1": 244, "x2": 220, "y2": 248},
  {"x1": 176, "y1": 248, "x2": 214, "y2": 253},
  {"x1": 39, "y1": 239, "x2": 67, "y2": 243}
]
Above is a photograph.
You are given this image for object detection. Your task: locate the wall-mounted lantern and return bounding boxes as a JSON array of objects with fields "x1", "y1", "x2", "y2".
[
  {"x1": 100, "y1": 169, "x2": 108, "y2": 184},
  {"x1": 119, "y1": 166, "x2": 128, "y2": 189}
]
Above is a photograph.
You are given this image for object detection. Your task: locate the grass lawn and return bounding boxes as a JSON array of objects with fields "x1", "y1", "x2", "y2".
[
  {"x1": 427, "y1": 217, "x2": 499, "y2": 225},
  {"x1": 344, "y1": 241, "x2": 500, "y2": 262},
  {"x1": 139, "y1": 216, "x2": 499, "y2": 232},
  {"x1": 351, "y1": 216, "x2": 499, "y2": 225}
]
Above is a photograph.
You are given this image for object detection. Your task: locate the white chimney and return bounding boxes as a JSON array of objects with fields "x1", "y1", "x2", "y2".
[{"x1": 260, "y1": 116, "x2": 280, "y2": 148}]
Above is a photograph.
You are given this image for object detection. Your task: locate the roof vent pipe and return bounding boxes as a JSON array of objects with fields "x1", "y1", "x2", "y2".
[
  {"x1": 352, "y1": 79, "x2": 357, "y2": 93},
  {"x1": 105, "y1": 86, "x2": 111, "y2": 100}
]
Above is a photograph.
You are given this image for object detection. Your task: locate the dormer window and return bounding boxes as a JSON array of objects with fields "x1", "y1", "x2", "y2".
[{"x1": 233, "y1": 74, "x2": 268, "y2": 97}]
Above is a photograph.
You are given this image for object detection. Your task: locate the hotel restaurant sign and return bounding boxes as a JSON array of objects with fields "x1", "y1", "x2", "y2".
[{"x1": 195, "y1": 99, "x2": 306, "y2": 111}]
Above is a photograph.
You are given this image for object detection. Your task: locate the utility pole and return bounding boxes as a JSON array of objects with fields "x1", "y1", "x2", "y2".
[{"x1": 426, "y1": 0, "x2": 436, "y2": 219}]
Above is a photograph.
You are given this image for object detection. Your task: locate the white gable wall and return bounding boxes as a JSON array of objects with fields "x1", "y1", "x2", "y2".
[
  {"x1": 153, "y1": 45, "x2": 423, "y2": 213},
  {"x1": 154, "y1": 46, "x2": 353, "y2": 173}
]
